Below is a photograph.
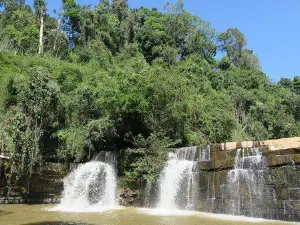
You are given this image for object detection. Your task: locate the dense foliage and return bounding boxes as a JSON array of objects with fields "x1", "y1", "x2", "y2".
[{"x1": 0, "y1": 0, "x2": 299, "y2": 187}]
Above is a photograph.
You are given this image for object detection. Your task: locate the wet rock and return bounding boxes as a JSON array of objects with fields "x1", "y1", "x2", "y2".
[
  {"x1": 0, "y1": 162, "x2": 68, "y2": 204},
  {"x1": 118, "y1": 188, "x2": 142, "y2": 206}
]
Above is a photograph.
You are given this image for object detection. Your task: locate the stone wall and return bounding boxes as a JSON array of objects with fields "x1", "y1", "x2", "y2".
[
  {"x1": 0, "y1": 162, "x2": 68, "y2": 204},
  {"x1": 194, "y1": 137, "x2": 300, "y2": 221},
  {"x1": 196, "y1": 163, "x2": 300, "y2": 221}
]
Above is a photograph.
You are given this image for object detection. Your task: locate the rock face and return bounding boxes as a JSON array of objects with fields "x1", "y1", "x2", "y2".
[
  {"x1": 0, "y1": 163, "x2": 68, "y2": 204},
  {"x1": 194, "y1": 137, "x2": 300, "y2": 222},
  {"x1": 118, "y1": 188, "x2": 144, "y2": 207},
  {"x1": 196, "y1": 162, "x2": 300, "y2": 221}
]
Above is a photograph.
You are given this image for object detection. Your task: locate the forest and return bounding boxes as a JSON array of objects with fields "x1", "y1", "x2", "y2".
[{"x1": 0, "y1": 0, "x2": 300, "y2": 185}]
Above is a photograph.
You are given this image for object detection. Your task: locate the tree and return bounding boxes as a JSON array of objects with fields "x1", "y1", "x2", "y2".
[
  {"x1": 218, "y1": 28, "x2": 261, "y2": 70},
  {"x1": 182, "y1": 27, "x2": 216, "y2": 60},
  {"x1": 293, "y1": 76, "x2": 300, "y2": 95},
  {"x1": 218, "y1": 28, "x2": 246, "y2": 64},
  {"x1": 110, "y1": 0, "x2": 128, "y2": 21},
  {"x1": 62, "y1": 0, "x2": 82, "y2": 44},
  {"x1": 278, "y1": 78, "x2": 292, "y2": 90},
  {"x1": 163, "y1": 0, "x2": 216, "y2": 61},
  {"x1": 0, "y1": 0, "x2": 25, "y2": 12},
  {"x1": 218, "y1": 56, "x2": 231, "y2": 70},
  {"x1": 235, "y1": 49, "x2": 261, "y2": 70},
  {"x1": 34, "y1": 0, "x2": 46, "y2": 55},
  {"x1": 136, "y1": 10, "x2": 174, "y2": 63},
  {"x1": 163, "y1": 0, "x2": 185, "y2": 44}
]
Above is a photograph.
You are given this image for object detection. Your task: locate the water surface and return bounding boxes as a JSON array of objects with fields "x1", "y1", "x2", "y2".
[{"x1": 0, "y1": 205, "x2": 297, "y2": 225}]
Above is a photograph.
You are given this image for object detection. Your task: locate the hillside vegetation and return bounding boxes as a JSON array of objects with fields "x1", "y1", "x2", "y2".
[{"x1": 0, "y1": 0, "x2": 300, "y2": 185}]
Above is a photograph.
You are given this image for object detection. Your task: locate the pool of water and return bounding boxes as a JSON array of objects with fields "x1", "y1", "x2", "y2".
[{"x1": 0, "y1": 205, "x2": 298, "y2": 225}]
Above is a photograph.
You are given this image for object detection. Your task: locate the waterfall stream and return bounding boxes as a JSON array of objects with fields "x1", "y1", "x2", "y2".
[
  {"x1": 52, "y1": 152, "x2": 117, "y2": 212},
  {"x1": 156, "y1": 147, "x2": 198, "y2": 211},
  {"x1": 222, "y1": 147, "x2": 276, "y2": 218}
]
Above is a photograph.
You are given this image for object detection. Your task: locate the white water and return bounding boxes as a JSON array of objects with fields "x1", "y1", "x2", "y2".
[
  {"x1": 51, "y1": 154, "x2": 118, "y2": 212},
  {"x1": 223, "y1": 147, "x2": 276, "y2": 217},
  {"x1": 199, "y1": 145, "x2": 211, "y2": 161},
  {"x1": 156, "y1": 147, "x2": 197, "y2": 210},
  {"x1": 144, "y1": 180, "x2": 152, "y2": 208}
]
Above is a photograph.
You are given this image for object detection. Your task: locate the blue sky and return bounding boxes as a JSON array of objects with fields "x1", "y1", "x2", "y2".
[{"x1": 26, "y1": 0, "x2": 300, "y2": 82}]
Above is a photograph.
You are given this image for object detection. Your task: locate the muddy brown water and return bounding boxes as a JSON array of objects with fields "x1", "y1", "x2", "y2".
[{"x1": 0, "y1": 205, "x2": 298, "y2": 225}]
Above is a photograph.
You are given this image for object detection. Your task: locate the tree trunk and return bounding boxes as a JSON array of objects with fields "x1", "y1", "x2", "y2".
[{"x1": 38, "y1": 7, "x2": 45, "y2": 55}]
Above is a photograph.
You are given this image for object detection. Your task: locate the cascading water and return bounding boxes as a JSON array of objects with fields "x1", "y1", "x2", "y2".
[
  {"x1": 52, "y1": 152, "x2": 117, "y2": 212},
  {"x1": 144, "y1": 180, "x2": 153, "y2": 208},
  {"x1": 199, "y1": 145, "x2": 211, "y2": 162},
  {"x1": 156, "y1": 147, "x2": 198, "y2": 211},
  {"x1": 222, "y1": 147, "x2": 277, "y2": 218}
]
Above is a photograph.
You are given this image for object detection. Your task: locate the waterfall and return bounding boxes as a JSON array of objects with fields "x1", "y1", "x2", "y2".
[
  {"x1": 222, "y1": 147, "x2": 276, "y2": 218},
  {"x1": 199, "y1": 145, "x2": 211, "y2": 162},
  {"x1": 52, "y1": 152, "x2": 117, "y2": 212},
  {"x1": 144, "y1": 181, "x2": 153, "y2": 208},
  {"x1": 156, "y1": 147, "x2": 198, "y2": 210}
]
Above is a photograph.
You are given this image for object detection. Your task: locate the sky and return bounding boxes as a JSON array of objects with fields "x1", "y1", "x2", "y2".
[{"x1": 26, "y1": 0, "x2": 300, "y2": 82}]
